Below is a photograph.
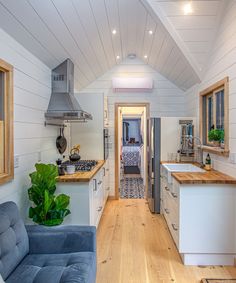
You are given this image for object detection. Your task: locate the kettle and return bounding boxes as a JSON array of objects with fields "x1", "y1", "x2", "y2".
[{"x1": 69, "y1": 145, "x2": 81, "y2": 162}]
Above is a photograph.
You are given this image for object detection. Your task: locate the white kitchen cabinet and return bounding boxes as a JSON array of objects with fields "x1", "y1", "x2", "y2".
[
  {"x1": 72, "y1": 92, "x2": 108, "y2": 160},
  {"x1": 57, "y1": 165, "x2": 108, "y2": 228},
  {"x1": 160, "y1": 164, "x2": 236, "y2": 266}
]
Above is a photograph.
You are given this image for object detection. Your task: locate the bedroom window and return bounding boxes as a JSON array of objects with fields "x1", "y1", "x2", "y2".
[
  {"x1": 0, "y1": 59, "x2": 13, "y2": 185},
  {"x1": 200, "y1": 77, "x2": 229, "y2": 156}
]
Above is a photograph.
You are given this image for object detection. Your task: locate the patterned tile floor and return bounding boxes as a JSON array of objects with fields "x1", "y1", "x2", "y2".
[{"x1": 119, "y1": 177, "x2": 144, "y2": 199}]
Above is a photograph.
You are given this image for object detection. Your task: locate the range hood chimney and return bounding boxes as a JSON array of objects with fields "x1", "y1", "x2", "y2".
[{"x1": 45, "y1": 59, "x2": 92, "y2": 121}]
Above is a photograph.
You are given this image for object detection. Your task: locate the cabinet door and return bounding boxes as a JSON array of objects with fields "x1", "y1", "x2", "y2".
[
  {"x1": 91, "y1": 178, "x2": 100, "y2": 226},
  {"x1": 160, "y1": 175, "x2": 168, "y2": 214},
  {"x1": 94, "y1": 170, "x2": 105, "y2": 227},
  {"x1": 103, "y1": 161, "x2": 110, "y2": 201}
]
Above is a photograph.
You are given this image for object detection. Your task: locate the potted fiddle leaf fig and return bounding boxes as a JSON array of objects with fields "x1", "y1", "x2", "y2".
[
  {"x1": 28, "y1": 163, "x2": 70, "y2": 226},
  {"x1": 208, "y1": 129, "x2": 224, "y2": 147}
]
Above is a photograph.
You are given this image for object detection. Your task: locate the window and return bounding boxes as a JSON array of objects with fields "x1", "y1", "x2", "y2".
[
  {"x1": 200, "y1": 77, "x2": 229, "y2": 156},
  {"x1": 0, "y1": 59, "x2": 13, "y2": 184}
]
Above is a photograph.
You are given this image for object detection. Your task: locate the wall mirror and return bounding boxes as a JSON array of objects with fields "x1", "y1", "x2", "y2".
[{"x1": 0, "y1": 59, "x2": 13, "y2": 185}]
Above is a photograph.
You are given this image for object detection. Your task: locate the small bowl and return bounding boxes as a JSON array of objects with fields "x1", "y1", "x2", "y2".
[{"x1": 66, "y1": 165, "x2": 75, "y2": 174}]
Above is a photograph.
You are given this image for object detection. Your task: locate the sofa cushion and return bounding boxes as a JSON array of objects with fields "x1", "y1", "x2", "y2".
[
  {"x1": 6, "y1": 252, "x2": 96, "y2": 283},
  {"x1": 0, "y1": 274, "x2": 5, "y2": 283},
  {"x1": 0, "y1": 202, "x2": 29, "y2": 280}
]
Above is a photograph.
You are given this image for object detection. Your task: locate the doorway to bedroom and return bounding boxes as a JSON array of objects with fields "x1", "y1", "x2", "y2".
[{"x1": 115, "y1": 103, "x2": 149, "y2": 200}]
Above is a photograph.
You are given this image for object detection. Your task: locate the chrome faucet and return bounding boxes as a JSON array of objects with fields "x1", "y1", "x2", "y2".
[{"x1": 187, "y1": 136, "x2": 204, "y2": 168}]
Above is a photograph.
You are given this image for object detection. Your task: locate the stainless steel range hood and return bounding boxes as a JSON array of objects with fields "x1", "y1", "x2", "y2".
[{"x1": 45, "y1": 59, "x2": 92, "y2": 121}]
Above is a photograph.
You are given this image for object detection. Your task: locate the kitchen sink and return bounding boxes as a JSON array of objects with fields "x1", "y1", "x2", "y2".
[
  {"x1": 162, "y1": 163, "x2": 205, "y2": 173},
  {"x1": 161, "y1": 163, "x2": 205, "y2": 183}
]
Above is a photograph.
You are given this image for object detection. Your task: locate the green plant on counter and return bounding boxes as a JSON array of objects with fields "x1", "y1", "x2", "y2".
[
  {"x1": 28, "y1": 163, "x2": 70, "y2": 226},
  {"x1": 208, "y1": 129, "x2": 224, "y2": 142}
]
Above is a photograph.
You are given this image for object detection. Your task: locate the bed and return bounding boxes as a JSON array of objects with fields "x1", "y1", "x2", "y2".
[{"x1": 122, "y1": 145, "x2": 141, "y2": 167}]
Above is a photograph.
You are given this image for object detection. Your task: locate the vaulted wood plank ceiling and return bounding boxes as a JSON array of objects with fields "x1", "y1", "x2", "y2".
[
  {"x1": 0, "y1": 0, "x2": 209, "y2": 91},
  {"x1": 146, "y1": 0, "x2": 226, "y2": 72}
]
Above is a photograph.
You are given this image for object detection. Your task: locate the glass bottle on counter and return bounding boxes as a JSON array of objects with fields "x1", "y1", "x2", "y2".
[{"x1": 205, "y1": 153, "x2": 211, "y2": 171}]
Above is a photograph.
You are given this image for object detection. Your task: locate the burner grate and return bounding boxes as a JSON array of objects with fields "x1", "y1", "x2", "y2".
[{"x1": 61, "y1": 160, "x2": 97, "y2": 172}]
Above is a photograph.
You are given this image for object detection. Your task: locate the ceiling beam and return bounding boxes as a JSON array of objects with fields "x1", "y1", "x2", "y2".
[{"x1": 140, "y1": 0, "x2": 202, "y2": 82}]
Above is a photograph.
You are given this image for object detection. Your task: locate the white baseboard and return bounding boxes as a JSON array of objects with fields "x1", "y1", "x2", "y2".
[{"x1": 181, "y1": 253, "x2": 236, "y2": 266}]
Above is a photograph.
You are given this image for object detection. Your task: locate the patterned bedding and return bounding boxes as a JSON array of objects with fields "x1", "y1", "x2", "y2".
[{"x1": 122, "y1": 146, "x2": 141, "y2": 167}]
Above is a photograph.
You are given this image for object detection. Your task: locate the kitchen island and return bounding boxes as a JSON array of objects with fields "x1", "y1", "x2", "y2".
[
  {"x1": 161, "y1": 162, "x2": 236, "y2": 266},
  {"x1": 57, "y1": 160, "x2": 110, "y2": 228}
]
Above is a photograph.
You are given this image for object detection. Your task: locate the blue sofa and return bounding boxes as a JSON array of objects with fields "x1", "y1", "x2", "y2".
[{"x1": 0, "y1": 202, "x2": 96, "y2": 283}]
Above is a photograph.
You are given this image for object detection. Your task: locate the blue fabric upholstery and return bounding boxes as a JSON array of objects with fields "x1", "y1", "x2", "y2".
[
  {"x1": 0, "y1": 202, "x2": 96, "y2": 283},
  {"x1": 26, "y1": 225, "x2": 96, "y2": 254},
  {"x1": 0, "y1": 202, "x2": 29, "y2": 280},
  {"x1": 6, "y1": 252, "x2": 96, "y2": 283}
]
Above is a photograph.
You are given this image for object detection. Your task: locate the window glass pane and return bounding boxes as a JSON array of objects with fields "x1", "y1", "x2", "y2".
[
  {"x1": 215, "y1": 90, "x2": 224, "y2": 130},
  {"x1": 207, "y1": 96, "x2": 214, "y2": 131},
  {"x1": 0, "y1": 71, "x2": 4, "y2": 174}
]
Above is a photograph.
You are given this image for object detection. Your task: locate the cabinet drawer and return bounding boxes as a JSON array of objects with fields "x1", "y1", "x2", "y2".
[
  {"x1": 162, "y1": 189, "x2": 179, "y2": 248},
  {"x1": 91, "y1": 169, "x2": 104, "y2": 227},
  {"x1": 163, "y1": 203, "x2": 179, "y2": 248},
  {"x1": 162, "y1": 190, "x2": 171, "y2": 221},
  {"x1": 169, "y1": 193, "x2": 179, "y2": 221},
  {"x1": 172, "y1": 178, "x2": 180, "y2": 197},
  {"x1": 94, "y1": 186, "x2": 104, "y2": 227},
  {"x1": 161, "y1": 185, "x2": 169, "y2": 215},
  {"x1": 169, "y1": 222, "x2": 179, "y2": 248}
]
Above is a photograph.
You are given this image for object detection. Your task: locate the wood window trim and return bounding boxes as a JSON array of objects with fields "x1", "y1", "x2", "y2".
[
  {"x1": 0, "y1": 58, "x2": 14, "y2": 185},
  {"x1": 199, "y1": 77, "x2": 229, "y2": 157}
]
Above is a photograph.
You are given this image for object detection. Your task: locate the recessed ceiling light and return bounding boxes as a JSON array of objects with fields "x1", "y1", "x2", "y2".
[
  {"x1": 148, "y1": 30, "x2": 153, "y2": 35},
  {"x1": 144, "y1": 55, "x2": 148, "y2": 59},
  {"x1": 112, "y1": 29, "x2": 117, "y2": 35},
  {"x1": 183, "y1": 3, "x2": 193, "y2": 15},
  {"x1": 116, "y1": 55, "x2": 120, "y2": 59}
]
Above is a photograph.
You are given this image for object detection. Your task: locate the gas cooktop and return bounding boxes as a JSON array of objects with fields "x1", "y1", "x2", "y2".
[{"x1": 61, "y1": 160, "x2": 98, "y2": 172}]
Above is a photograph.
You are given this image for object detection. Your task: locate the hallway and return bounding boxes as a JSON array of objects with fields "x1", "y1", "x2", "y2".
[{"x1": 96, "y1": 199, "x2": 236, "y2": 283}]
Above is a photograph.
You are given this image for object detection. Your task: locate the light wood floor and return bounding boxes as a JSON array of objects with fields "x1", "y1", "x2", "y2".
[{"x1": 96, "y1": 199, "x2": 236, "y2": 283}]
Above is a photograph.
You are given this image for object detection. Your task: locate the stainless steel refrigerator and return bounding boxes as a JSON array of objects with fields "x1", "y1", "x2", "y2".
[{"x1": 147, "y1": 118, "x2": 161, "y2": 213}]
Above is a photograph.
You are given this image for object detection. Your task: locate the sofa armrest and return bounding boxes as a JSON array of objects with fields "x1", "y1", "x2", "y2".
[{"x1": 25, "y1": 225, "x2": 96, "y2": 254}]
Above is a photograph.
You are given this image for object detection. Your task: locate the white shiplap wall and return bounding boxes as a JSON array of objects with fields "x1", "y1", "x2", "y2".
[
  {"x1": 79, "y1": 57, "x2": 186, "y2": 196},
  {"x1": 0, "y1": 28, "x2": 65, "y2": 219},
  {"x1": 184, "y1": 0, "x2": 236, "y2": 177}
]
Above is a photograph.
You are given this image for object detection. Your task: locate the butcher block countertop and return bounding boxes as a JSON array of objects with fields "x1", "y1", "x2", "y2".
[
  {"x1": 172, "y1": 170, "x2": 236, "y2": 185},
  {"x1": 57, "y1": 160, "x2": 105, "y2": 183}
]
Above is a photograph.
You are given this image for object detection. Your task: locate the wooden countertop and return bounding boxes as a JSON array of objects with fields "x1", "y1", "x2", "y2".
[
  {"x1": 172, "y1": 170, "x2": 236, "y2": 185},
  {"x1": 161, "y1": 161, "x2": 236, "y2": 184},
  {"x1": 57, "y1": 160, "x2": 105, "y2": 183}
]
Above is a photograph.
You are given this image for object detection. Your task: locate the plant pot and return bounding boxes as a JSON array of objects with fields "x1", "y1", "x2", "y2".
[
  {"x1": 212, "y1": 141, "x2": 220, "y2": 147},
  {"x1": 220, "y1": 141, "x2": 225, "y2": 149}
]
